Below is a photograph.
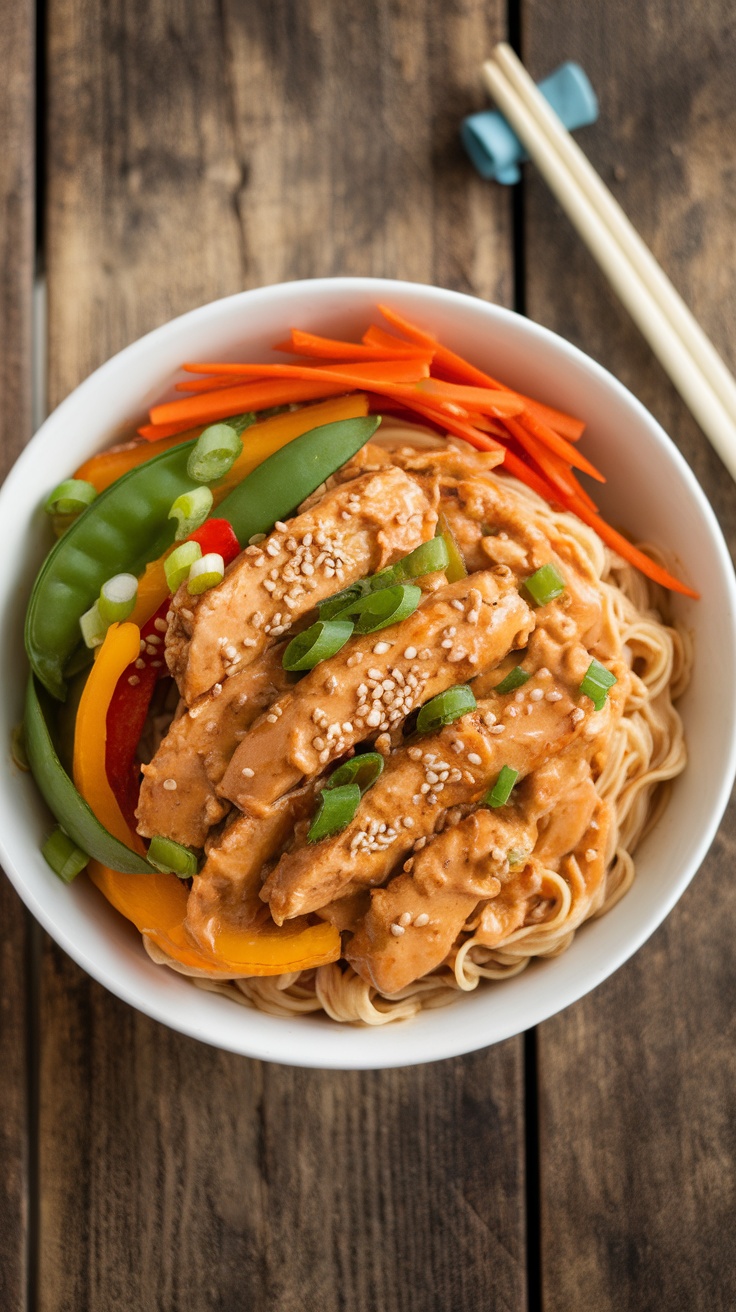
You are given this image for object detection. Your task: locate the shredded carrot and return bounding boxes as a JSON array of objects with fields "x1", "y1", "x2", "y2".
[
  {"x1": 503, "y1": 415, "x2": 604, "y2": 485},
  {"x1": 140, "y1": 380, "x2": 350, "y2": 439},
  {"x1": 560, "y1": 492, "x2": 699, "y2": 598},
  {"x1": 277, "y1": 328, "x2": 434, "y2": 363},
  {"x1": 179, "y1": 360, "x2": 429, "y2": 383}
]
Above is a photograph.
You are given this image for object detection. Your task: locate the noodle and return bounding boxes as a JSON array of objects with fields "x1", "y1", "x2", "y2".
[{"x1": 147, "y1": 435, "x2": 690, "y2": 1025}]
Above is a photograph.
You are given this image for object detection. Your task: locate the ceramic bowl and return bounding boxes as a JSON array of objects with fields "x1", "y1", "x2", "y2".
[{"x1": 2, "y1": 277, "x2": 734, "y2": 1068}]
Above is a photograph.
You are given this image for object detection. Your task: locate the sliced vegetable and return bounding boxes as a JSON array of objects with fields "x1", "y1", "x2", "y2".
[
  {"x1": 282, "y1": 619, "x2": 354, "y2": 672},
  {"x1": 45, "y1": 479, "x2": 97, "y2": 517},
  {"x1": 187, "y1": 423, "x2": 244, "y2": 483},
  {"x1": 525, "y1": 563, "x2": 566, "y2": 605},
  {"x1": 104, "y1": 601, "x2": 171, "y2": 833},
  {"x1": 416, "y1": 685, "x2": 477, "y2": 733},
  {"x1": 147, "y1": 836, "x2": 199, "y2": 878},
  {"x1": 280, "y1": 327, "x2": 434, "y2": 362},
  {"x1": 168, "y1": 486, "x2": 213, "y2": 539},
  {"x1": 216, "y1": 415, "x2": 381, "y2": 546},
  {"x1": 325, "y1": 752, "x2": 384, "y2": 794},
  {"x1": 318, "y1": 581, "x2": 372, "y2": 621},
  {"x1": 26, "y1": 436, "x2": 200, "y2": 699},
  {"x1": 436, "y1": 513, "x2": 468, "y2": 582},
  {"x1": 333, "y1": 583, "x2": 422, "y2": 634},
  {"x1": 139, "y1": 380, "x2": 352, "y2": 440},
  {"x1": 42, "y1": 827, "x2": 89, "y2": 883},
  {"x1": 494, "y1": 666, "x2": 531, "y2": 694},
  {"x1": 390, "y1": 536, "x2": 449, "y2": 580},
  {"x1": 165, "y1": 540, "x2": 202, "y2": 593},
  {"x1": 98, "y1": 573, "x2": 139, "y2": 625},
  {"x1": 79, "y1": 601, "x2": 108, "y2": 649},
  {"x1": 579, "y1": 658, "x2": 618, "y2": 711},
  {"x1": 307, "y1": 783, "x2": 362, "y2": 843},
  {"x1": 485, "y1": 765, "x2": 519, "y2": 808},
  {"x1": 187, "y1": 552, "x2": 225, "y2": 595},
  {"x1": 188, "y1": 518, "x2": 241, "y2": 563},
  {"x1": 24, "y1": 675, "x2": 153, "y2": 873}
]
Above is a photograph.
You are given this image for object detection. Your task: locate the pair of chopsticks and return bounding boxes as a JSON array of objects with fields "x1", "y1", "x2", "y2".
[{"x1": 484, "y1": 43, "x2": 736, "y2": 483}]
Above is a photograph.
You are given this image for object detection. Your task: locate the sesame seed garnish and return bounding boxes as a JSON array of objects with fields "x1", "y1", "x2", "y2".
[
  {"x1": 451, "y1": 740, "x2": 464, "y2": 753},
  {"x1": 180, "y1": 608, "x2": 194, "y2": 621},
  {"x1": 546, "y1": 690, "x2": 563, "y2": 702},
  {"x1": 467, "y1": 752, "x2": 482, "y2": 765},
  {"x1": 585, "y1": 848, "x2": 598, "y2": 861},
  {"x1": 134, "y1": 658, "x2": 145, "y2": 670},
  {"x1": 275, "y1": 521, "x2": 288, "y2": 532},
  {"x1": 490, "y1": 724, "x2": 505, "y2": 735},
  {"x1": 154, "y1": 617, "x2": 168, "y2": 633},
  {"x1": 414, "y1": 913, "x2": 429, "y2": 928},
  {"x1": 507, "y1": 707, "x2": 518, "y2": 718},
  {"x1": 482, "y1": 711, "x2": 497, "y2": 726},
  {"x1": 241, "y1": 767, "x2": 255, "y2": 778},
  {"x1": 403, "y1": 816, "x2": 415, "y2": 828},
  {"x1": 368, "y1": 668, "x2": 383, "y2": 680},
  {"x1": 390, "y1": 923, "x2": 405, "y2": 938},
  {"x1": 163, "y1": 779, "x2": 177, "y2": 791},
  {"x1": 399, "y1": 912, "x2": 412, "y2": 927},
  {"x1": 529, "y1": 688, "x2": 544, "y2": 701},
  {"x1": 412, "y1": 793, "x2": 421, "y2": 805},
  {"x1": 571, "y1": 708, "x2": 585, "y2": 724},
  {"x1": 212, "y1": 683, "x2": 222, "y2": 697},
  {"x1": 127, "y1": 675, "x2": 140, "y2": 686},
  {"x1": 403, "y1": 646, "x2": 417, "y2": 659},
  {"x1": 441, "y1": 638, "x2": 453, "y2": 649},
  {"x1": 151, "y1": 660, "x2": 163, "y2": 668},
  {"x1": 451, "y1": 599, "x2": 465, "y2": 611},
  {"x1": 373, "y1": 641, "x2": 391, "y2": 655}
]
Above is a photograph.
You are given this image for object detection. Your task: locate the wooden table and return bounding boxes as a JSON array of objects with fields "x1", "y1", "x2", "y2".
[{"x1": 2, "y1": 3, "x2": 735, "y2": 1308}]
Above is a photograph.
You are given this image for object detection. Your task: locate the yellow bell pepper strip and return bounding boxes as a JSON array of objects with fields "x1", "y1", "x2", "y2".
[
  {"x1": 74, "y1": 430, "x2": 203, "y2": 493},
  {"x1": 73, "y1": 621, "x2": 145, "y2": 849}
]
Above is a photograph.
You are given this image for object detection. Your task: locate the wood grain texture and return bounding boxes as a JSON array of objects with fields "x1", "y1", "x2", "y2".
[
  {"x1": 0, "y1": 0, "x2": 35, "y2": 1307},
  {"x1": 43, "y1": 3, "x2": 525, "y2": 1310},
  {"x1": 522, "y1": 4, "x2": 736, "y2": 1308}
]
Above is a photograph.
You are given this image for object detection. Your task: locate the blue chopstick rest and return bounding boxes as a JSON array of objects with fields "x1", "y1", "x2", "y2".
[{"x1": 461, "y1": 61, "x2": 598, "y2": 184}]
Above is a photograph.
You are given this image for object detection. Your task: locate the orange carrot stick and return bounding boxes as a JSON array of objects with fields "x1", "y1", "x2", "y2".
[
  {"x1": 279, "y1": 328, "x2": 435, "y2": 362},
  {"x1": 140, "y1": 379, "x2": 350, "y2": 439},
  {"x1": 503, "y1": 414, "x2": 605, "y2": 483},
  {"x1": 375, "y1": 306, "x2": 587, "y2": 442},
  {"x1": 560, "y1": 494, "x2": 699, "y2": 598},
  {"x1": 179, "y1": 359, "x2": 429, "y2": 383},
  {"x1": 417, "y1": 379, "x2": 526, "y2": 418}
]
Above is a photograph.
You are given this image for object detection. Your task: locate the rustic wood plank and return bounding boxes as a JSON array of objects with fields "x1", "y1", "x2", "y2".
[
  {"x1": 42, "y1": 2, "x2": 525, "y2": 1309},
  {"x1": 522, "y1": 4, "x2": 736, "y2": 1307},
  {"x1": 0, "y1": 0, "x2": 35, "y2": 1307}
]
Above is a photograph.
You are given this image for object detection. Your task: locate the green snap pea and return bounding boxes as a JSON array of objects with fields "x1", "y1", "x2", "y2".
[
  {"x1": 216, "y1": 415, "x2": 381, "y2": 546},
  {"x1": 24, "y1": 675, "x2": 155, "y2": 874},
  {"x1": 26, "y1": 438, "x2": 199, "y2": 699}
]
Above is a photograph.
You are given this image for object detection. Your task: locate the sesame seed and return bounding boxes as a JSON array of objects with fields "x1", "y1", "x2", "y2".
[
  {"x1": 266, "y1": 713, "x2": 278, "y2": 723},
  {"x1": 571, "y1": 708, "x2": 585, "y2": 724},
  {"x1": 127, "y1": 675, "x2": 140, "y2": 686},
  {"x1": 390, "y1": 923, "x2": 405, "y2": 937},
  {"x1": 467, "y1": 609, "x2": 480, "y2": 625},
  {"x1": 412, "y1": 793, "x2": 422, "y2": 805},
  {"x1": 399, "y1": 912, "x2": 412, "y2": 927},
  {"x1": 451, "y1": 599, "x2": 465, "y2": 611},
  {"x1": 414, "y1": 836, "x2": 427, "y2": 851},
  {"x1": 414, "y1": 913, "x2": 429, "y2": 927},
  {"x1": 467, "y1": 753, "x2": 482, "y2": 765},
  {"x1": 585, "y1": 848, "x2": 598, "y2": 862},
  {"x1": 403, "y1": 646, "x2": 417, "y2": 659},
  {"x1": 366, "y1": 709, "x2": 382, "y2": 728},
  {"x1": 419, "y1": 649, "x2": 432, "y2": 660},
  {"x1": 154, "y1": 618, "x2": 168, "y2": 633},
  {"x1": 514, "y1": 690, "x2": 525, "y2": 703},
  {"x1": 275, "y1": 521, "x2": 288, "y2": 532},
  {"x1": 441, "y1": 638, "x2": 453, "y2": 650},
  {"x1": 163, "y1": 779, "x2": 177, "y2": 791},
  {"x1": 135, "y1": 658, "x2": 145, "y2": 670},
  {"x1": 530, "y1": 688, "x2": 544, "y2": 701},
  {"x1": 373, "y1": 641, "x2": 391, "y2": 655},
  {"x1": 165, "y1": 610, "x2": 174, "y2": 623},
  {"x1": 212, "y1": 683, "x2": 222, "y2": 698},
  {"x1": 482, "y1": 711, "x2": 497, "y2": 727},
  {"x1": 241, "y1": 767, "x2": 255, "y2": 778},
  {"x1": 490, "y1": 724, "x2": 505, "y2": 735},
  {"x1": 319, "y1": 749, "x2": 330, "y2": 764},
  {"x1": 546, "y1": 690, "x2": 563, "y2": 702},
  {"x1": 507, "y1": 707, "x2": 518, "y2": 718},
  {"x1": 451, "y1": 740, "x2": 464, "y2": 753},
  {"x1": 403, "y1": 817, "x2": 415, "y2": 828},
  {"x1": 408, "y1": 746, "x2": 423, "y2": 760},
  {"x1": 180, "y1": 608, "x2": 194, "y2": 621},
  {"x1": 263, "y1": 579, "x2": 276, "y2": 593},
  {"x1": 147, "y1": 633, "x2": 162, "y2": 645},
  {"x1": 151, "y1": 660, "x2": 163, "y2": 668}
]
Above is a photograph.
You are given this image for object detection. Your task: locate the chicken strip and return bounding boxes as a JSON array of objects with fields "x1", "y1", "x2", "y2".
[
  {"x1": 166, "y1": 466, "x2": 438, "y2": 704},
  {"x1": 219, "y1": 569, "x2": 533, "y2": 814},
  {"x1": 260, "y1": 660, "x2": 589, "y2": 924},
  {"x1": 346, "y1": 807, "x2": 534, "y2": 994},
  {"x1": 136, "y1": 646, "x2": 291, "y2": 847}
]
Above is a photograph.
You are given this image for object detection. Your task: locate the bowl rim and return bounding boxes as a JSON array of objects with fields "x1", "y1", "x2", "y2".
[{"x1": 3, "y1": 274, "x2": 736, "y2": 1069}]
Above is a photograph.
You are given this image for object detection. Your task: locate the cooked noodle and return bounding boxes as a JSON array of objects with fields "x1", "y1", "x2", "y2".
[{"x1": 144, "y1": 425, "x2": 690, "y2": 1025}]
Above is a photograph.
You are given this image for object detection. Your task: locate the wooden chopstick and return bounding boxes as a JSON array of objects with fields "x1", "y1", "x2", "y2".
[{"x1": 483, "y1": 44, "x2": 736, "y2": 483}]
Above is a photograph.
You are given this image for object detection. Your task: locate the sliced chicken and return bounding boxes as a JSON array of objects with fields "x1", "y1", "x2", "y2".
[
  {"x1": 136, "y1": 646, "x2": 291, "y2": 847},
  {"x1": 346, "y1": 807, "x2": 535, "y2": 994},
  {"x1": 166, "y1": 466, "x2": 438, "y2": 704},
  {"x1": 219, "y1": 569, "x2": 533, "y2": 815},
  {"x1": 260, "y1": 662, "x2": 588, "y2": 924}
]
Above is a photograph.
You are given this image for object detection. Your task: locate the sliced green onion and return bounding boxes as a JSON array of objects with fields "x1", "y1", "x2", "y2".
[
  {"x1": 579, "y1": 658, "x2": 617, "y2": 711},
  {"x1": 325, "y1": 751, "x2": 384, "y2": 794},
  {"x1": 318, "y1": 580, "x2": 371, "y2": 621},
  {"x1": 42, "y1": 826, "x2": 89, "y2": 883},
  {"x1": 525, "y1": 563, "x2": 566, "y2": 605},
  {"x1": 416, "y1": 684, "x2": 477, "y2": 734},
  {"x1": 187, "y1": 423, "x2": 243, "y2": 483},
  {"x1": 436, "y1": 513, "x2": 467, "y2": 582},
  {"x1": 334, "y1": 583, "x2": 422, "y2": 634},
  {"x1": 44, "y1": 479, "x2": 97, "y2": 518},
  {"x1": 307, "y1": 783, "x2": 361, "y2": 843},
  {"x1": 282, "y1": 619, "x2": 354, "y2": 672},
  {"x1": 399, "y1": 535, "x2": 451, "y2": 578},
  {"x1": 98, "y1": 573, "x2": 139, "y2": 625},
  {"x1": 485, "y1": 765, "x2": 519, "y2": 808},
  {"x1": 168, "y1": 486, "x2": 213, "y2": 540},
  {"x1": 147, "y1": 835, "x2": 199, "y2": 878},
  {"x1": 494, "y1": 666, "x2": 531, "y2": 694},
  {"x1": 79, "y1": 600, "x2": 108, "y2": 648},
  {"x1": 165, "y1": 540, "x2": 202, "y2": 593},
  {"x1": 227, "y1": 411, "x2": 256, "y2": 437},
  {"x1": 187, "y1": 552, "x2": 225, "y2": 596}
]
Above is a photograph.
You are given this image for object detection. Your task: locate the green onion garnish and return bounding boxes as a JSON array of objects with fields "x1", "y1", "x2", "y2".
[
  {"x1": 98, "y1": 573, "x2": 139, "y2": 625},
  {"x1": 436, "y1": 514, "x2": 467, "y2": 582},
  {"x1": 318, "y1": 538, "x2": 449, "y2": 621},
  {"x1": 147, "y1": 835, "x2": 199, "y2": 878},
  {"x1": 394, "y1": 536, "x2": 450, "y2": 580},
  {"x1": 187, "y1": 552, "x2": 225, "y2": 596},
  {"x1": 494, "y1": 666, "x2": 531, "y2": 694},
  {"x1": 282, "y1": 619, "x2": 354, "y2": 672},
  {"x1": 525, "y1": 563, "x2": 566, "y2": 605},
  {"x1": 79, "y1": 600, "x2": 108, "y2": 648},
  {"x1": 307, "y1": 783, "x2": 361, "y2": 843},
  {"x1": 227, "y1": 411, "x2": 256, "y2": 437},
  {"x1": 318, "y1": 580, "x2": 372, "y2": 621},
  {"x1": 168, "y1": 486, "x2": 214, "y2": 540},
  {"x1": 44, "y1": 479, "x2": 97, "y2": 518},
  {"x1": 165, "y1": 540, "x2": 202, "y2": 594},
  {"x1": 333, "y1": 583, "x2": 422, "y2": 634},
  {"x1": 485, "y1": 765, "x2": 519, "y2": 808},
  {"x1": 416, "y1": 684, "x2": 477, "y2": 734},
  {"x1": 42, "y1": 826, "x2": 89, "y2": 883},
  {"x1": 187, "y1": 423, "x2": 244, "y2": 483},
  {"x1": 325, "y1": 751, "x2": 384, "y2": 794},
  {"x1": 579, "y1": 658, "x2": 617, "y2": 711}
]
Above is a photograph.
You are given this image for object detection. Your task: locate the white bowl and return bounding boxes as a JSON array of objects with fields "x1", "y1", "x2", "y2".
[{"x1": 2, "y1": 277, "x2": 734, "y2": 1069}]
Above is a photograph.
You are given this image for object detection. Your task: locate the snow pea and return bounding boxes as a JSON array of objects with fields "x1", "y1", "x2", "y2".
[
  {"x1": 24, "y1": 675, "x2": 154, "y2": 874},
  {"x1": 26, "y1": 438, "x2": 199, "y2": 699},
  {"x1": 216, "y1": 415, "x2": 381, "y2": 545}
]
